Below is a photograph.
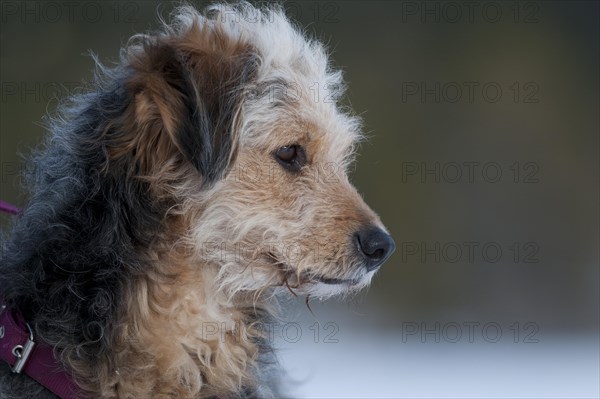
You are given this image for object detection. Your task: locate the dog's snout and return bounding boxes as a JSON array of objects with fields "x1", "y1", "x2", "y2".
[{"x1": 355, "y1": 227, "x2": 395, "y2": 272}]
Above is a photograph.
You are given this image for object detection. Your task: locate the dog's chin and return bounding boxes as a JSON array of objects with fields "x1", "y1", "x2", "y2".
[
  {"x1": 296, "y1": 271, "x2": 375, "y2": 299},
  {"x1": 264, "y1": 253, "x2": 375, "y2": 298}
]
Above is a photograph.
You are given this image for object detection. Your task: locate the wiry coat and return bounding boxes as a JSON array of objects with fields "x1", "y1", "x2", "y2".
[{"x1": 0, "y1": 3, "x2": 387, "y2": 398}]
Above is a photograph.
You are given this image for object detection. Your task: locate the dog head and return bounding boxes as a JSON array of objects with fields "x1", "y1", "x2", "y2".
[{"x1": 114, "y1": 3, "x2": 395, "y2": 299}]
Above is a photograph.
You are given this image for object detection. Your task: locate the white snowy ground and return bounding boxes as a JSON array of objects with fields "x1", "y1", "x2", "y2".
[{"x1": 276, "y1": 331, "x2": 599, "y2": 398}]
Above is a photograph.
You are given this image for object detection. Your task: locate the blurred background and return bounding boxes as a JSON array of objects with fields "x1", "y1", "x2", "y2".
[{"x1": 1, "y1": 1, "x2": 598, "y2": 397}]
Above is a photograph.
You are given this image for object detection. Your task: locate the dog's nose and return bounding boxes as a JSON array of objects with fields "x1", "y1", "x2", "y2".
[{"x1": 355, "y1": 227, "x2": 396, "y2": 272}]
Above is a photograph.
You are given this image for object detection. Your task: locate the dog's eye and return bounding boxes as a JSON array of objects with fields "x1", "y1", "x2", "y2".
[{"x1": 275, "y1": 145, "x2": 306, "y2": 172}]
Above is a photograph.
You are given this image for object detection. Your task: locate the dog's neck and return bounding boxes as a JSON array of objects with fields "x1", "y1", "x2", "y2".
[{"x1": 106, "y1": 258, "x2": 271, "y2": 398}]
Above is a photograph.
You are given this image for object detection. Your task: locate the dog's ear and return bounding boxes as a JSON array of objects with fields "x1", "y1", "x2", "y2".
[{"x1": 117, "y1": 29, "x2": 258, "y2": 186}]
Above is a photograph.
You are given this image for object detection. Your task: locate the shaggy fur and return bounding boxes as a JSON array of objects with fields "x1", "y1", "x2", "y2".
[{"x1": 0, "y1": 3, "x2": 393, "y2": 398}]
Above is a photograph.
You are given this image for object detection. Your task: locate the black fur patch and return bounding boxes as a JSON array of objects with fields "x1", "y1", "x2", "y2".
[
  {"x1": 0, "y1": 32, "x2": 259, "y2": 398},
  {"x1": 128, "y1": 39, "x2": 259, "y2": 185}
]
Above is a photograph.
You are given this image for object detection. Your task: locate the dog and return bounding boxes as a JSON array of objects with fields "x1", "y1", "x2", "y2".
[{"x1": 0, "y1": 3, "x2": 395, "y2": 398}]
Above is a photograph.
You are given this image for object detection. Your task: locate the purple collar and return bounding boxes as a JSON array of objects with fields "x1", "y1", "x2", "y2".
[
  {"x1": 0, "y1": 200, "x2": 20, "y2": 215},
  {"x1": 0, "y1": 303, "x2": 82, "y2": 398},
  {"x1": 1, "y1": 200, "x2": 81, "y2": 398}
]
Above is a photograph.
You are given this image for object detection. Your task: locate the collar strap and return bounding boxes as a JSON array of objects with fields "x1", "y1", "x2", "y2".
[
  {"x1": 0, "y1": 200, "x2": 20, "y2": 215},
  {"x1": 1, "y1": 201, "x2": 80, "y2": 396},
  {"x1": 0, "y1": 304, "x2": 82, "y2": 398}
]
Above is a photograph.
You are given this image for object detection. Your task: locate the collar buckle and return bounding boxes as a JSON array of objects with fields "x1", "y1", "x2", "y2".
[{"x1": 11, "y1": 322, "x2": 35, "y2": 374}]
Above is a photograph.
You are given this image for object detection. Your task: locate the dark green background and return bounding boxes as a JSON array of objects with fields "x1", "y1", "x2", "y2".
[{"x1": 1, "y1": 1, "x2": 598, "y2": 335}]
